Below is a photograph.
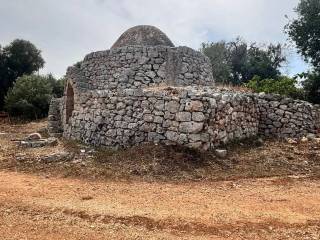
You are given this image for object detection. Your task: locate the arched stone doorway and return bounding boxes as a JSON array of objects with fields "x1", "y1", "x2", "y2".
[{"x1": 65, "y1": 83, "x2": 74, "y2": 124}]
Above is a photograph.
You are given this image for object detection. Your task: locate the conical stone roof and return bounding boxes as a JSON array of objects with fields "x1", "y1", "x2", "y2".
[{"x1": 111, "y1": 25, "x2": 174, "y2": 49}]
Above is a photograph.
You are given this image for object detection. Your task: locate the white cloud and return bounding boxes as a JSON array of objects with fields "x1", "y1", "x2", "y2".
[{"x1": 0, "y1": 0, "x2": 304, "y2": 77}]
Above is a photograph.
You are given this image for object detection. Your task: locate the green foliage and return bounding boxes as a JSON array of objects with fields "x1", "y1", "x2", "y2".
[
  {"x1": 286, "y1": 0, "x2": 320, "y2": 70},
  {"x1": 0, "y1": 46, "x2": 7, "y2": 109},
  {"x1": 73, "y1": 61, "x2": 82, "y2": 68},
  {"x1": 46, "y1": 74, "x2": 65, "y2": 98},
  {"x1": 52, "y1": 77, "x2": 65, "y2": 98},
  {"x1": 301, "y1": 72, "x2": 320, "y2": 104},
  {"x1": 201, "y1": 38, "x2": 286, "y2": 85},
  {"x1": 246, "y1": 76, "x2": 304, "y2": 99},
  {"x1": 245, "y1": 44, "x2": 285, "y2": 81},
  {"x1": 286, "y1": 0, "x2": 320, "y2": 104},
  {"x1": 3, "y1": 39, "x2": 45, "y2": 79},
  {"x1": 4, "y1": 75, "x2": 53, "y2": 119},
  {"x1": 200, "y1": 42, "x2": 231, "y2": 84},
  {"x1": 0, "y1": 39, "x2": 45, "y2": 110},
  {"x1": 227, "y1": 38, "x2": 248, "y2": 84}
]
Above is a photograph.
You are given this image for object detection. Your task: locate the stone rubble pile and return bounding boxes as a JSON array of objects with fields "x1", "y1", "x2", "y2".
[
  {"x1": 41, "y1": 151, "x2": 74, "y2": 163},
  {"x1": 17, "y1": 133, "x2": 58, "y2": 148}
]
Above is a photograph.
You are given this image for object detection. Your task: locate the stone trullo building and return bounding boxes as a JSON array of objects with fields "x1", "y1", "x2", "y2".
[{"x1": 48, "y1": 25, "x2": 320, "y2": 150}]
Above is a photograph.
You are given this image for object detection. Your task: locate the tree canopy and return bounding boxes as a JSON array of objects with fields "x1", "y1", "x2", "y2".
[
  {"x1": 0, "y1": 39, "x2": 45, "y2": 110},
  {"x1": 286, "y1": 0, "x2": 320, "y2": 70},
  {"x1": 286, "y1": 0, "x2": 320, "y2": 104},
  {"x1": 201, "y1": 38, "x2": 286, "y2": 85},
  {"x1": 200, "y1": 41, "x2": 231, "y2": 84}
]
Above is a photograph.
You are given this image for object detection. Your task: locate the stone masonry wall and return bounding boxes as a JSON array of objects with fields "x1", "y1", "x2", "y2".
[
  {"x1": 48, "y1": 46, "x2": 320, "y2": 149},
  {"x1": 50, "y1": 86, "x2": 319, "y2": 150},
  {"x1": 258, "y1": 93, "x2": 320, "y2": 138},
  {"x1": 62, "y1": 87, "x2": 259, "y2": 150},
  {"x1": 79, "y1": 46, "x2": 214, "y2": 91},
  {"x1": 48, "y1": 98, "x2": 63, "y2": 137},
  {"x1": 47, "y1": 24, "x2": 320, "y2": 150}
]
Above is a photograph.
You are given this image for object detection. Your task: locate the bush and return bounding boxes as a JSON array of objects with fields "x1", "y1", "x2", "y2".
[
  {"x1": 46, "y1": 74, "x2": 65, "y2": 98},
  {"x1": 302, "y1": 72, "x2": 320, "y2": 104},
  {"x1": 4, "y1": 74, "x2": 53, "y2": 119},
  {"x1": 52, "y1": 78, "x2": 65, "y2": 98},
  {"x1": 245, "y1": 76, "x2": 305, "y2": 99}
]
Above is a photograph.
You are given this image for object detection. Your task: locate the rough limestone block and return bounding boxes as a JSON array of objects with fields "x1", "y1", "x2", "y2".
[
  {"x1": 175, "y1": 112, "x2": 192, "y2": 122},
  {"x1": 185, "y1": 100, "x2": 204, "y2": 112},
  {"x1": 165, "y1": 101, "x2": 180, "y2": 113},
  {"x1": 192, "y1": 112, "x2": 205, "y2": 122},
  {"x1": 179, "y1": 122, "x2": 204, "y2": 134}
]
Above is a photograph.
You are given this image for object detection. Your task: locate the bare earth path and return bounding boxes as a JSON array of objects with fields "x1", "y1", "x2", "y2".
[{"x1": 1, "y1": 171, "x2": 320, "y2": 239}]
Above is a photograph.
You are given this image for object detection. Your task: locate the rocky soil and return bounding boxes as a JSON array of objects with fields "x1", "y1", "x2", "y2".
[{"x1": 1, "y1": 120, "x2": 320, "y2": 239}]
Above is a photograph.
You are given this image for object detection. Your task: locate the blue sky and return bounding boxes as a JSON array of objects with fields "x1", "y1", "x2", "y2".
[{"x1": 0, "y1": 0, "x2": 310, "y2": 77}]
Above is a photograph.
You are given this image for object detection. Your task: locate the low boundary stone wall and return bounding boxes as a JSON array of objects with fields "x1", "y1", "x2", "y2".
[
  {"x1": 258, "y1": 94, "x2": 320, "y2": 138},
  {"x1": 49, "y1": 87, "x2": 320, "y2": 150},
  {"x1": 61, "y1": 87, "x2": 259, "y2": 150}
]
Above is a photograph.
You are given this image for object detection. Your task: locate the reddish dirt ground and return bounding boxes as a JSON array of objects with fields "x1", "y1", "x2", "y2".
[
  {"x1": 0, "y1": 120, "x2": 320, "y2": 239},
  {"x1": 1, "y1": 171, "x2": 320, "y2": 239}
]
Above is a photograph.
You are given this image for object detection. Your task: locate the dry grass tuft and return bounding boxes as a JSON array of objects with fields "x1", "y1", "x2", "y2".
[{"x1": 215, "y1": 83, "x2": 253, "y2": 93}]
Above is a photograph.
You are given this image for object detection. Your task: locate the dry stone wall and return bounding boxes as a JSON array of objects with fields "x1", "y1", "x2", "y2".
[
  {"x1": 258, "y1": 93, "x2": 320, "y2": 138},
  {"x1": 79, "y1": 46, "x2": 214, "y2": 91},
  {"x1": 48, "y1": 98, "x2": 63, "y2": 137},
  {"x1": 47, "y1": 25, "x2": 320, "y2": 150},
  {"x1": 50, "y1": 87, "x2": 320, "y2": 150},
  {"x1": 62, "y1": 87, "x2": 259, "y2": 150}
]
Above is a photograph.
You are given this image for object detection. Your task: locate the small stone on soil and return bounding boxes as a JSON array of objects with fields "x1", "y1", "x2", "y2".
[
  {"x1": 41, "y1": 151, "x2": 74, "y2": 163},
  {"x1": 26, "y1": 133, "x2": 42, "y2": 141},
  {"x1": 215, "y1": 149, "x2": 228, "y2": 158},
  {"x1": 306, "y1": 133, "x2": 316, "y2": 140}
]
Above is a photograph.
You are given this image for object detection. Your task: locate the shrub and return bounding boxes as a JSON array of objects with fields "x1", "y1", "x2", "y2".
[
  {"x1": 245, "y1": 76, "x2": 305, "y2": 99},
  {"x1": 46, "y1": 74, "x2": 65, "y2": 98},
  {"x1": 4, "y1": 74, "x2": 53, "y2": 119},
  {"x1": 302, "y1": 72, "x2": 320, "y2": 104}
]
